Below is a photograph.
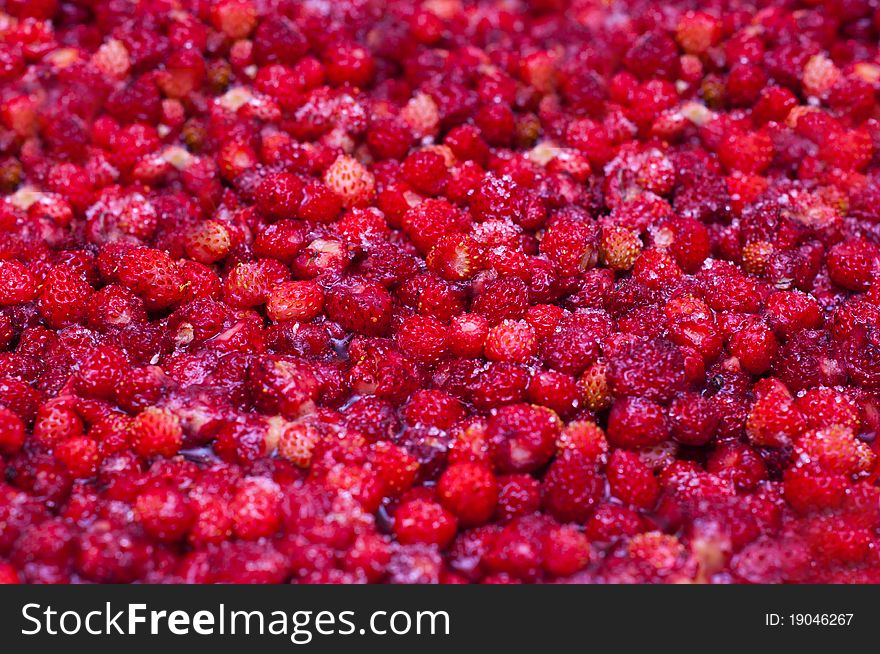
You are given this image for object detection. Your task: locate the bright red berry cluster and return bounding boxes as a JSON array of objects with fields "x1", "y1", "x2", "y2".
[{"x1": 1, "y1": 0, "x2": 880, "y2": 584}]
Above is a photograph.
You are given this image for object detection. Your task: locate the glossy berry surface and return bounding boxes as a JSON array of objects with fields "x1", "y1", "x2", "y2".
[{"x1": 1, "y1": 0, "x2": 880, "y2": 585}]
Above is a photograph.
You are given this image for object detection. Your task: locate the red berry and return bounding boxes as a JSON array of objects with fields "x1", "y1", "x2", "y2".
[
  {"x1": 325, "y1": 277, "x2": 392, "y2": 336},
  {"x1": 135, "y1": 486, "x2": 194, "y2": 542},
  {"x1": 488, "y1": 404, "x2": 560, "y2": 473},
  {"x1": 438, "y1": 463, "x2": 499, "y2": 527},
  {"x1": 394, "y1": 498, "x2": 457, "y2": 548},
  {"x1": 542, "y1": 525, "x2": 591, "y2": 577},
  {"x1": 607, "y1": 397, "x2": 670, "y2": 449},
  {"x1": 607, "y1": 450, "x2": 660, "y2": 509},
  {"x1": 542, "y1": 453, "x2": 604, "y2": 523},
  {"x1": 132, "y1": 408, "x2": 183, "y2": 458},
  {"x1": 231, "y1": 477, "x2": 282, "y2": 540}
]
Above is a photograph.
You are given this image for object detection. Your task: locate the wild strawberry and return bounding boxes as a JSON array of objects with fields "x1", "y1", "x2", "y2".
[
  {"x1": 0, "y1": 259, "x2": 37, "y2": 306},
  {"x1": 527, "y1": 370, "x2": 578, "y2": 417},
  {"x1": 624, "y1": 30, "x2": 680, "y2": 80},
  {"x1": 783, "y1": 464, "x2": 847, "y2": 514},
  {"x1": 247, "y1": 355, "x2": 318, "y2": 418},
  {"x1": 632, "y1": 249, "x2": 682, "y2": 291},
  {"x1": 299, "y1": 181, "x2": 343, "y2": 223},
  {"x1": 556, "y1": 421, "x2": 608, "y2": 463},
  {"x1": 541, "y1": 312, "x2": 605, "y2": 376},
  {"x1": 540, "y1": 217, "x2": 599, "y2": 276},
  {"x1": 668, "y1": 392, "x2": 719, "y2": 446},
  {"x1": 396, "y1": 315, "x2": 449, "y2": 365},
  {"x1": 231, "y1": 477, "x2": 282, "y2": 540},
  {"x1": 488, "y1": 404, "x2": 561, "y2": 473},
  {"x1": 827, "y1": 238, "x2": 880, "y2": 292},
  {"x1": 253, "y1": 220, "x2": 307, "y2": 263},
  {"x1": 266, "y1": 281, "x2": 324, "y2": 323},
  {"x1": 273, "y1": 419, "x2": 320, "y2": 468},
  {"x1": 795, "y1": 388, "x2": 861, "y2": 432},
  {"x1": 675, "y1": 11, "x2": 720, "y2": 55},
  {"x1": 765, "y1": 290, "x2": 822, "y2": 338},
  {"x1": 115, "y1": 247, "x2": 186, "y2": 312},
  {"x1": 75, "y1": 346, "x2": 127, "y2": 401},
  {"x1": 135, "y1": 486, "x2": 194, "y2": 542},
  {"x1": 794, "y1": 426, "x2": 874, "y2": 476},
  {"x1": 34, "y1": 402, "x2": 84, "y2": 448},
  {"x1": 472, "y1": 277, "x2": 529, "y2": 325},
  {"x1": 403, "y1": 198, "x2": 469, "y2": 255},
  {"x1": 438, "y1": 463, "x2": 498, "y2": 527},
  {"x1": 542, "y1": 453, "x2": 604, "y2": 523},
  {"x1": 746, "y1": 382, "x2": 805, "y2": 448},
  {"x1": 542, "y1": 525, "x2": 591, "y2": 577},
  {"x1": 223, "y1": 259, "x2": 289, "y2": 309},
  {"x1": 184, "y1": 220, "x2": 232, "y2": 265},
  {"x1": 484, "y1": 320, "x2": 536, "y2": 363},
  {"x1": 371, "y1": 441, "x2": 419, "y2": 497},
  {"x1": 718, "y1": 129, "x2": 773, "y2": 174},
  {"x1": 38, "y1": 264, "x2": 94, "y2": 328},
  {"x1": 324, "y1": 42, "x2": 375, "y2": 88},
  {"x1": 427, "y1": 234, "x2": 479, "y2": 281},
  {"x1": 576, "y1": 361, "x2": 611, "y2": 412},
  {"x1": 600, "y1": 226, "x2": 641, "y2": 271},
  {"x1": 253, "y1": 15, "x2": 308, "y2": 67},
  {"x1": 706, "y1": 442, "x2": 767, "y2": 491},
  {"x1": 325, "y1": 277, "x2": 392, "y2": 337},
  {"x1": 607, "y1": 450, "x2": 660, "y2": 509},
  {"x1": 255, "y1": 172, "x2": 304, "y2": 221},
  {"x1": 0, "y1": 406, "x2": 26, "y2": 454},
  {"x1": 88, "y1": 413, "x2": 133, "y2": 456},
  {"x1": 323, "y1": 155, "x2": 375, "y2": 208},
  {"x1": 586, "y1": 503, "x2": 644, "y2": 542},
  {"x1": 607, "y1": 397, "x2": 670, "y2": 448},
  {"x1": 394, "y1": 498, "x2": 457, "y2": 548},
  {"x1": 132, "y1": 408, "x2": 183, "y2": 458},
  {"x1": 728, "y1": 318, "x2": 777, "y2": 375},
  {"x1": 402, "y1": 150, "x2": 448, "y2": 196},
  {"x1": 449, "y1": 313, "x2": 489, "y2": 358},
  {"x1": 606, "y1": 337, "x2": 685, "y2": 403},
  {"x1": 211, "y1": 0, "x2": 257, "y2": 38}
]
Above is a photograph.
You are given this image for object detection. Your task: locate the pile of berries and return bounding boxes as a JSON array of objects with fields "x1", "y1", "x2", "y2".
[{"x1": 2, "y1": 0, "x2": 880, "y2": 584}]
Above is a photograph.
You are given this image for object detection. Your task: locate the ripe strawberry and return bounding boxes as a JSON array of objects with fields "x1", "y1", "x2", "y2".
[
  {"x1": 211, "y1": 0, "x2": 257, "y2": 38},
  {"x1": 394, "y1": 498, "x2": 457, "y2": 548},
  {"x1": 607, "y1": 450, "x2": 660, "y2": 509},
  {"x1": 600, "y1": 226, "x2": 641, "y2": 271},
  {"x1": 0, "y1": 259, "x2": 37, "y2": 306},
  {"x1": 485, "y1": 320, "x2": 536, "y2": 363},
  {"x1": 38, "y1": 263, "x2": 94, "y2": 328},
  {"x1": 794, "y1": 426, "x2": 874, "y2": 476},
  {"x1": 607, "y1": 397, "x2": 670, "y2": 448},
  {"x1": 396, "y1": 314, "x2": 449, "y2": 365},
  {"x1": 718, "y1": 129, "x2": 773, "y2": 174},
  {"x1": 746, "y1": 382, "x2": 805, "y2": 448},
  {"x1": 266, "y1": 280, "x2": 324, "y2": 323},
  {"x1": 438, "y1": 463, "x2": 499, "y2": 527},
  {"x1": 132, "y1": 407, "x2": 183, "y2": 458},
  {"x1": 223, "y1": 259, "x2": 290, "y2": 309},
  {"x1": 540, "y1": 217, "x2": 599, "y2": 276},
  {"x1": 323, "y1": 155, "x2": 375, "y2": 208},
  {"x1": 541, "y1": 453, "x2": 603, "y2": 523},
  {"x1": 55, "y1": 436, "x2": 101, "y2": 479},
  {"x1": 115, "y1": 247, "x2": 186, "y2": 312},
  {"x1": 542, "y1": 524, "x2": 591, "y2": 577},
  {"x1": 0, "y1": 405, "x2": 25, "y2": 454},
  {"x1": 488, "y1": 404, "x2": 561, "y2": 473},
  {"x1": 184, "y1": 220, "x2": 232, "y2": 264},
  {"x1": 325, "y1": 277, "x2": 393, "y2": 337},
  {"x1": 231, "y1": 477, "x2": 282, "y2": 540}
]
